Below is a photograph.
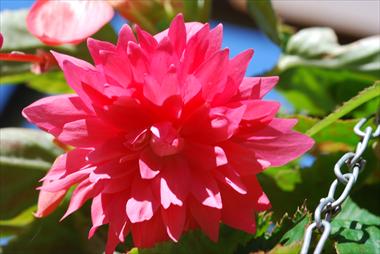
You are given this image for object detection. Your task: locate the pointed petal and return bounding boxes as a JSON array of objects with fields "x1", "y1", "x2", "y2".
[
  {"x1": 195, "y1": 49, "x2": 229, "y2": 102},
  {"x1": 189, "y1": 196, "x2": 220, "y2": 241},
  {"x1": 215, "y1": 165, "x2": 247, "y2": 195},
  {"x1": 131, "y1": 213, "x2": 169, "y2": 248},
  {"x1": 61, "y1": 179, "x2": 103, "y2": 220},
  {"x1": 58, "y1": 118, "x2": 120, "y2": 147},
  {"x1": 35, "y1": 189, "x2": 66, "y2": 218},
  {"x1": 22, "y1": 95, "x2": 91, "y2": 136},
  {"x1": 89, "y1": 194, "x2": 108, "y2": 238},
  {"x1": 161, "y1": 205, "x2": 186, "y2": 242},
  {"x1": 182, "y1": 103, "x2": 246, "y2": 144},
  {"x1": 135, "y1": 25, "x2": 158, "y2": 53},
  {"x1": 168, "y1": 14, "x2": 186, "y2": 57},
  {"x1": 183, "y1": 142, "x2": 227, "y2": 171},
  {"x1": 126, "y1": 177, "x2": 158, "y2": 223},
  {"x1": 221, "y1": 141, "x2": 270, "y2": 175},
  {"x1": 191, "y1": 170, "x2": 222, "y2": 209},
  {"x1": 117, "y1": 24, "x2": 136, "y2": 50},
  {"x1": 87, "y1": 38, "x2": 116, "y2": 66},
  {"x1": 159, "y1": 157, "x2": 190, "y2": 209},
  {"x1": 139, "y1": 149, "x2": 161, "y2": 179},
  {"x1": 238, "y1": 76, "x2": 278, "y2": 100},
  {"x1": 246, "y1": 130, "x2": 315, "y2": 167}
]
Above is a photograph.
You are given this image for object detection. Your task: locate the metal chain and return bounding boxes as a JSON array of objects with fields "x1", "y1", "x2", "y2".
[{"x1": 300, "y1": 115, "x2": 380, "y2": 254}]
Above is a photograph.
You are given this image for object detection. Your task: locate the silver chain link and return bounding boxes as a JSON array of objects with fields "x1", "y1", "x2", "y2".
[{"x1": 300, "y1": 115, "x2": 380, "y2": 254}]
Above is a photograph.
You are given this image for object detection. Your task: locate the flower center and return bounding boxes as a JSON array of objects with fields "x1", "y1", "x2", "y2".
[{"x1": 149, "y1": 122, "x2": 184, "y2": 157}]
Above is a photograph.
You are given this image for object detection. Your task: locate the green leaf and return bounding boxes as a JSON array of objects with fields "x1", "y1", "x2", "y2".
[
  {"x1": 294, "y1": 115, "x2": 358, "y2": 152},
  {"x1": 2, "y1": 205, "x2": 106, "y2": 254},
  {"x1": 280, "y1": 216, "x2": 309, "y2": 245},
  {"x1": 0, "y1": 9, "x2": 52, "y2": 51},
  {"x1": 275, "y1": 28, "x2": 380, "y2": 116},
  {"x1": 331, "y1": 198, "x2": 380, "y2": 254},
  {"x1": 0, "y1": 71, "x2": 73, "y2": 94},
  {"x1": 246, "y1": 0, "x2": 280, "y2": 45},
  {"x1": 0, "y1": 128, "x2": 63, "y2": 219},
  {"x1": 307, "y1": 82, "x2": 380, "y2": 137},
  {"x1": 279, "y1": 28, "x2": 380, "y2": 73},
  {"x1": 276, "y1": 66, "x2": 378, "y2": 116},
  {"x1": 138, "y1": 225, "x2": 254, "y2": 254},
  {"x1": 262, "y1": 165, "x2": 302, "y2": 192},
  {"x1": 267, "y1": 242, "x2": 303, "y2": 254}
]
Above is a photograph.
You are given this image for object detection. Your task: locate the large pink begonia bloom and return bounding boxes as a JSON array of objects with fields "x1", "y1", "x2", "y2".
[
  {"x1": 27, "y1": 0, "x2": 114, "y2": 45},
  {"x1": 23, "y1": 14, "x2": 314, "y2": 253}
]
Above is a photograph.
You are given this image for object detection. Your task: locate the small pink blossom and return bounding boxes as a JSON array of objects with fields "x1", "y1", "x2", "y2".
[
  {"x1": 23, "y1": 14, "x2": 314, "y2": 253},
  {"x1": 27, "y1": 0, "x2": 114, "y2": 45}
]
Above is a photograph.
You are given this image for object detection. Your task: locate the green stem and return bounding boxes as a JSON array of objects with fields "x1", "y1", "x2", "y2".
[{"x1": 307, "y1": 82, "x2": 380, "y2": 137}]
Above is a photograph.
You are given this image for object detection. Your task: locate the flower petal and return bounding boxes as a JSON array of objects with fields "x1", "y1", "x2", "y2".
[
  {"x1": 22, "y1": 95, "x2": 91, "y2": 136},
  {"x1": 58, "y1": 118, "x2": 120, "y2": 147},
  {"x1": 131, "y1": 213, "x2": 169, "y2": 248},
  {"x1": 215, "y1": 165, "x2": 247, "y2": 195},
  {"x1": 139, "y1": 149, "x2": 161, "y2": 179},
  {"x1": 161, "y1": 205, "x2": 186, "y2": 242},
  {"x1": 27, "y1": 0, "x2": 114, "y2": 45},
  {"x1": 61, "y1": 179, "x2": 103, "y2": 220},
  {"x1": 126, "y1": 177, "x2": 158, "y2": 223},
  {"x1": 246, "y1": 130, "x2": 315, "y2": 167},
  {"x1": 191, "y1": 170, "x2": 222, "y2": 209},
  {"x1": 35, "y1": 189, "x2": 66, "y2": 218},
  {"x1": 238, "y1": 76, "x2": 279, "y2": 100},
  {"x1": 189, "y1": 196, "x2": 220, "y2": 241},
  {"x1": 159, "y1": 157, "x2": 190, "y2": 209}
]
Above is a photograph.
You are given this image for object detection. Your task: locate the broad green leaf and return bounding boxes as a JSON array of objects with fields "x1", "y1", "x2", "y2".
[
  {"x1": 294, "y1": 115, "x2": 358, "y2": 152},
  {"x1": 2, "y1": 205, "x2": 106, "y2": 254},
  {"x1": 331, "y1": 198, "x2": 380, "y2": 254},
  {"x1": 0, "y1": 206, "x2": 36, "y2": 236},
  {"x1": 0, "y1": 128, "x2": 63, "y2": 219},
  {"x1": 0, "y1": 9, "x2": 57, "y2": 51},
  {"x1": 138, "y1": 225, "x2": 254, "y2": 254},
  {"x1": 279, "y1": 28, "x2": 380, "y2": 73},
  {"x1": 275, "y1": 28, "x2": 380, "y2": 116},
  {"x1": 246, "y1": 0, "x2": 280, "y2": 45},
  {"x1": 262, "y1": 165, "x2": 302, "y2": 192},
  {"x1": 0, "y1": 206, "x2": 36, "y2": 227},
  {"x1": 285, "y1": 27, "x2": 339, "y2": 58},
  {"x1": 0, "y1": 71, "x2": 73, "y2": 94},
  {"x1": 307, "y1": 82, "x2": 380, "y2": 137},
  {"x1": 280, "y1": 216, "x2": 309, "y2": 245},
  {"x1": 276, "y1": 66, "x2": 378, "y2": 116},
  {"x1": 267, "y1": 242, "x2": 303, "y2": 254}
]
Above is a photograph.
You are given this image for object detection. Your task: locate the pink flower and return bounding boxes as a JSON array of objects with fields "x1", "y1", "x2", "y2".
[
  {"x1": 22, "y1": 14, "x2": 314, "y2": 253},
  {"x1": 27, "y1": 0, "x2": 114, "y2": 45}
]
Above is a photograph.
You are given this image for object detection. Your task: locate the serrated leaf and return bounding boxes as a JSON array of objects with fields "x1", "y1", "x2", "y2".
[{"x1": 0, "y1": 128, "x2": 63, "y2": 219}]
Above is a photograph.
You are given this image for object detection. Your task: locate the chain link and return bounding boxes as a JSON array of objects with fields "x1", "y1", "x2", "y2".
[{"x1": 300, "y1": 115, "x2": 379, "y2": 254}]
